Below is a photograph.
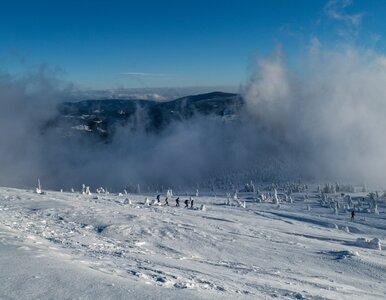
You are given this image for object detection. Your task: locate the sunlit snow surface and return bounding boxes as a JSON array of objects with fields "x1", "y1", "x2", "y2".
[{"x1": 0, "y1": 186, "x2": 386, "y2": 299}]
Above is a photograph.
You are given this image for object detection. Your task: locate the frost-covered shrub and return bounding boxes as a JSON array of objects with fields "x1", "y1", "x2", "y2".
[
  {"x1": 344, "y1": 195, "x2": 353, "y2": 208},
  {"x1": 338, "y1": 184, "x2": 355, "y2": 193},
  {"x1": 225, "y1": 193, "x2": 231, "y2": 205},
  {"x1": 323, "y1": 184, "x2": 336, "y2": 194},
  {"x1": 260, "y1": 193, "x2": 267, "y2": 202},
  {"x1": 96, "y1": 187, "x2": 105, "y2": 194},
  {"x1": 166, "y1": 189, "x2": 173, "y2": 198},
  {"x1": 85, "y1": 186, "x2": 92, "y2": 195},
  {"x1": 370, "y1": 238, "x2": 382, "y2": 250},
  {"x1": 82, "y1": 184, "x2": 92, "y2": 195},
  {"x1": 123, "y1": 198, "x2": 131, "y2": 205},
  {"x1": 333, "y1": 202, "x2": 338, "y2": 215},
  {"x1": 244, "y1": 181, "x2": 256, "y2": 192},
  {"x1": 367, "y1": 192, "x2": 380, "y2": 214}
]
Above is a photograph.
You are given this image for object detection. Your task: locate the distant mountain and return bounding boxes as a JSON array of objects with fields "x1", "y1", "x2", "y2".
[{"x1": 46, "y1": 92, "x2": 244, "y2": 141}]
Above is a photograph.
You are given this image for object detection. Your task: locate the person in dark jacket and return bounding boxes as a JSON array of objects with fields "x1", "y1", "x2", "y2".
[
  {"x1": 175, "y1": 197, "x2": 180, "y2": 207},
  {"x1": 165, "y1": 197, "x2": 169, "y2": 206},
  {"x1": 184, "y1": 199, "x2": 189, "y2": 208},
  {"x1": 157, "y1": 194, "x2": 161, "y2": 203},
  {"x1": 351, "y1": 210, "x2": 355, "y2": 221}
]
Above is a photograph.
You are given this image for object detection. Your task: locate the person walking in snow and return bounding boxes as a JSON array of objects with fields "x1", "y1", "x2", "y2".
[
  {"x1": 165, "y1": 197, "x2": 169, "y2": 206},
  {"x1": 175, "y1": 197, "x2": 180, "y2": 207},
  {"x1": 184, "y1": 199, "x2": 189, "y2": 208},
  {"x1": 157, "y1": 194, "x2": 161, "y2": 203},
  {"x1": 351, "y1": 210, "x2": 355, "y2": 221},
  {"x1": 190, "y1": 198, "x2": 194, "y2": 208}
]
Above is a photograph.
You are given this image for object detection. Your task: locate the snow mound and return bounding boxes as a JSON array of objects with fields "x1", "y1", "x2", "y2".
[{"x1": 355, "y1": 237, "x2": 382, "y2": 250}]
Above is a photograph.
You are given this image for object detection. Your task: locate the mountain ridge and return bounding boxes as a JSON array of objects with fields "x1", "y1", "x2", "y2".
[{"x1": 49, "y1": 91, "x2": 244, "y2": 141}]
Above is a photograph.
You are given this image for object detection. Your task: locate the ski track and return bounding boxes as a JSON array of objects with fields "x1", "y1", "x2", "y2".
[{"x1": 0, "y1": 186, "x2": 386, "y2": 299}]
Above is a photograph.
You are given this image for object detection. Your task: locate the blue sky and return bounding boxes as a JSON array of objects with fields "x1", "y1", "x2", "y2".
[{"x1": 0, "y1": 0, "x2": 384, "y2": 90}]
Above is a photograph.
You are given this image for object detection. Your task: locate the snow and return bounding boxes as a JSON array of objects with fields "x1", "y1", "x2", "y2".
[
  {"x1": 71, "y1": 125, "x2": 92, "y2": 132},
  {"x1": 0, "y1": 185, "x2": 386, "y2": 299},
  {"x1": 355, "y1": 238, "x2": 382, "y2": 250}
]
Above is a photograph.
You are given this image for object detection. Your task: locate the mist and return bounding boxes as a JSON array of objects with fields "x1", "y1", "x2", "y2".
[
  {"x1": 2, "y1": 41, "x2": 386, "y2": 190},
  {"x1": 0, "y1": 68, "x2": 72, "y2": 188},
  {"x1": 244, "y1": 43, "x2": 386, "y2": 186}
]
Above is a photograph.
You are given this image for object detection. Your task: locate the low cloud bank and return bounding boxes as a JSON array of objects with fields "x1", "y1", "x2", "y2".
[{"x1": 2, "y1": 43, "x2": 386, "y2": 190}]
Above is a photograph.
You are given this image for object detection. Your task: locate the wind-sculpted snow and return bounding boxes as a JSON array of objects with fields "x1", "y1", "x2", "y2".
[{"x1": 0, "y1": 185, "x2": 386, "y2": 299}]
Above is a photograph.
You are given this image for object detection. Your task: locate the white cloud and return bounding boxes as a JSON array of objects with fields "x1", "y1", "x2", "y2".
[
  {"x1": 325, "y1": 0, "x2": 363, "y2": 27},
  {"x1": 121, "y1": 72, "x2": 169, "y2": 78}
]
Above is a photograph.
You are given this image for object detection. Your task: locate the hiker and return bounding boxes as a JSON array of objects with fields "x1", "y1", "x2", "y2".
[
  {"x1": 184, "y1": 199, "x2": 189, "y2": 208},
  {"x1": 191, "y1": 198, "x2": 194, "y2": 208},
  {"x1": 157, "y1": 194, "x2": 161, "y2": 203},
  {"x1": 165, "y1": 197, "x2": 169, "y2": 206},
  {"x1": 351, "y1": 210, "x2": 355, "y2": 221},
  {"x1": 175, "y1": 197, "x2": 180, "y2": 207}
]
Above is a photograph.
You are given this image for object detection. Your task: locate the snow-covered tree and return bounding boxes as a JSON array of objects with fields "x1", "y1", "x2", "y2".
[
  {"x1": 85, "y1": 186, "x2": 92, "y2": 195},
  {"x1": 273, "y1": 189, "x2": 279, "y2": 205},
  {"x1": 35, "y1": 179, "x2": 43, "y2": 194},
  {"x1": 333, "y1": 202, "x2": 338, "y2": 215}
]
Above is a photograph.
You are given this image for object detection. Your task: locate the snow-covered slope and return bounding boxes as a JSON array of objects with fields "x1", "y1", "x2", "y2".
[{"x1": 0, "y1": 186, "x2": 386, "y2": 299}]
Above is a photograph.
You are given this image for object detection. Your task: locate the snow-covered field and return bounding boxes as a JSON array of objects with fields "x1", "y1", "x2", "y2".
[{"x1": 1, "y1": 185, "x2": 386, "y2": 299}]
